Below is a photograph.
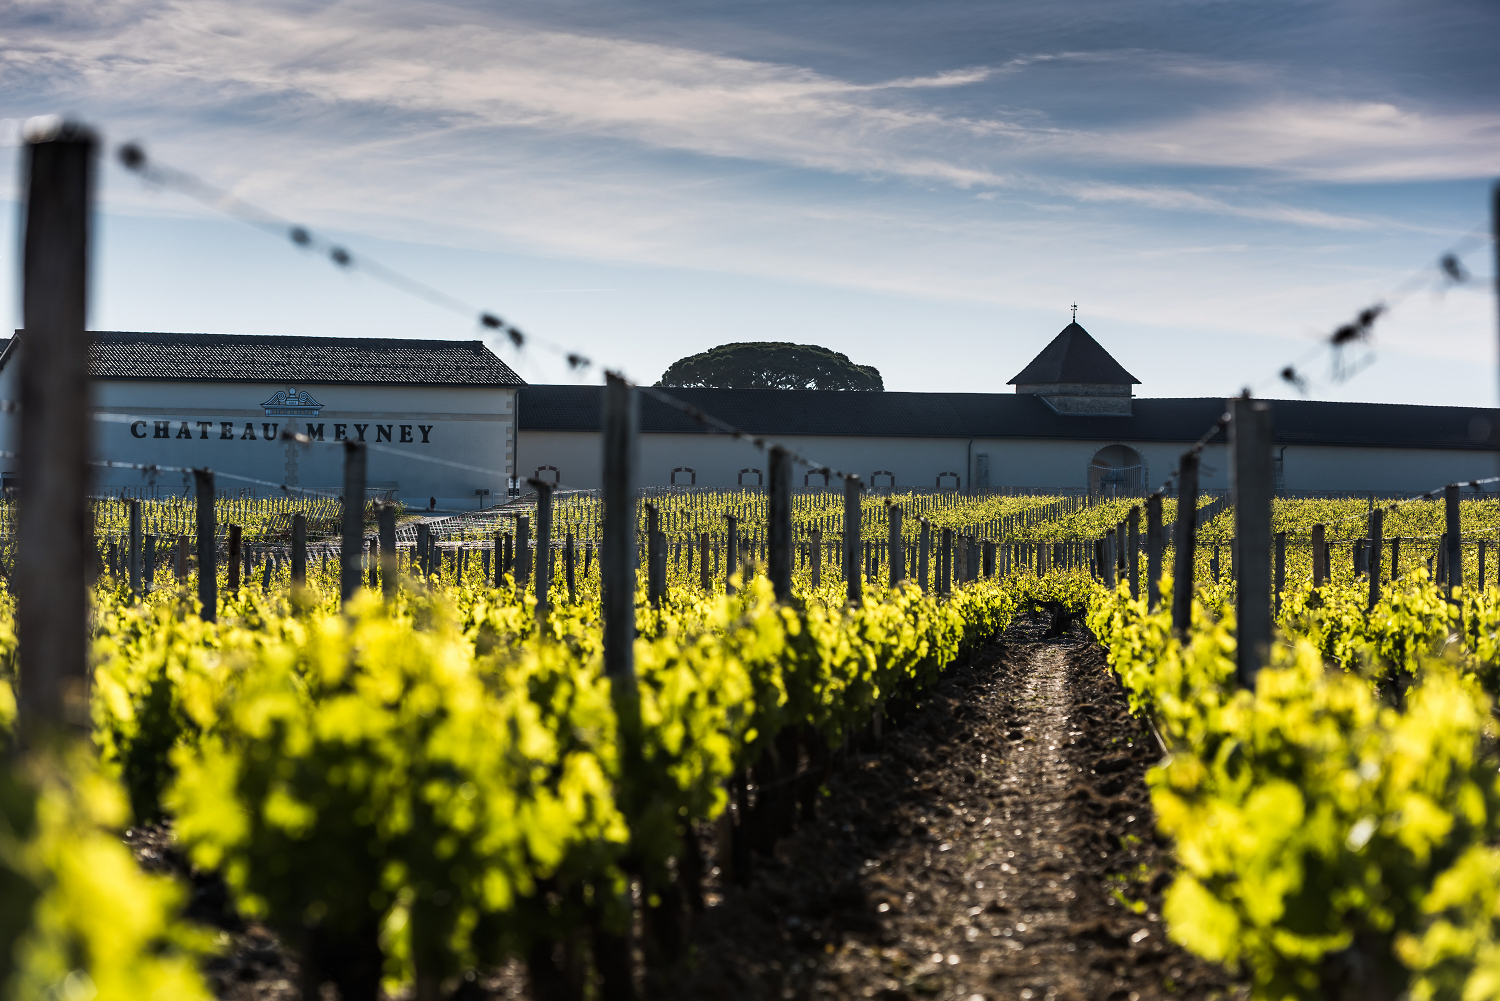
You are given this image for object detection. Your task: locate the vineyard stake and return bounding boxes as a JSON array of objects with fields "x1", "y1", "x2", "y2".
[
  {"x1": 227, "y1": 523, "x2": 242, "y2": 593},
  {"x1": 194, "y1": 469, "x2": 217, "y2": 622},
  {"x1": 1231, "y1": 396, "x2": 1274, "y2": 688},
  {"x1": 1127, "y1": 505, "x2": 1140, "y2": 599},
  {"x1": 1367, "y1": 507, "x2": 1383, "y2": 611},
  {"x1": 699, "y1": 530, "x2": 711, "y2": 592},
  {"x1": 367, "y1": 538, "x2": 378, "y2": 589},
  {"x1": 809, "y1": 528, "x2": 821, "y2": 588},
  {"x1": 888, "y1": 504, "x2": 904, "y2": 586},
  {"x1": 725, "y1": 514, "x2": 739, "y2": 595},
  {"x1": 565, "y1": 532, "x2": 576, "y2": 604},
  {"x1": 1170, "y1": 451, "x2": 1200, "y2": 637},
  {"x1": 1102, "y1": 529, "x2": 1116, "y2": 589},
  {"x1": 646, "y1": 502, "x2": 663, "y2": 607},
  {"x1": 340, "y1": 441, "x2": 366, "y2": 607},
  {"x1": 768, "y1": 446, "x2": 792, "y2": 601},
  {"x1": 291, "y1": 513, "x2": 307, "y2": 586},
  {"x1": 378, "y1": 504, "x2": 397, "y2": 602},
  {"x1": 532, "y1": 478, "x2": 554, "y2": 622},
  {"x1": 1145, "y1": 494, "x2": 1162, "y2": 610},
  {"x1": 16, "y1": 123, "x2": 95, "y2": 738},
  {"x1": 1312, "y1": 523, "x2": 1326, "y2": 587},
  {"x1": 940, "y1": 527, "x2": 954, "y2": 595},
  {"x1": 1445, "y1": 483, "x2": 1462, "y2": 600},
  {"x1": 601, "y1": 372, "x2": 638, "y2": 686},
  {"x1": 516, "y1": 516, "x2": 531, "y2": 592},
  {"x1": 128, "y1": 499, "x2": 143, "y2": 598},
  {"x1": 843, "y1": 475, "x2": 863, "y2": 604},
  {"x1": 1274, "y1": 531, "x2": 1286, "y2": 616}
]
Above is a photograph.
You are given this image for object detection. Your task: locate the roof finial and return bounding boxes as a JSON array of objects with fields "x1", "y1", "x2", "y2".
[{"x1": 1070, "y1": 302, "x2": 1078, "y2": 323}]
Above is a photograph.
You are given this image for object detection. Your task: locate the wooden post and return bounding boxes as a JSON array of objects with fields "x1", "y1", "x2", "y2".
[
  {"x1": 1102, "y1": 529, "x2": 1116, "y2": 588},
  {"x1": 516, "y1": 516, "x2": 531, "y2": 591},
  {"x1": 291, "y1": 513, "x2": 307, "y2": 585},
  {"x1": 194, "y1": 469, "x2": 217, "y2": 622},
  {"x1": 601, "y1": 372, "x2": 638, "y2": 685},
  {"x1": 809, "y1": 528, "x2": 821, "y2": 588},
  {"x1": 918, "y1": 518, "x2": 930, "y2": 592},
  {"x1": 16, "y1": 123, "x2": 95, "y2": 736},
  {"x1": 768, "y1": 446, "x2": 792, "y2": 601},
  {"x1": 890, "y1": 506, "x2": 905, "y2": 586},
  {"x1": 341, "y1": 441, "x2": 366, "y2": 607},
  {"x1": 1312, "y1": 523, "x2": 1326, "y2": 588},
  {"x1": 725, "y1": 514, "x2": 739, "y2": 595},
  {"x1": 1274, "y1": 531, "x2": 1286, "y2": 617},
  {"x1": 1171, "y1": 452, "x2": 1200, "y2": 637},
  {"x1": 368, "y1": 537, "x2": 379, "y2": 589},
  {"x1": 844, "y1": 475, "x2": 863, "y2": 604},
  {"x1": 1478, "y1": 539, "x2": 1486, "y2": 592},
  {"x1": 128, "y1": 499, "x2": 143, "y2": 598},
  {"x1": 532, "y1": 479, "x2": 554, "y2": 622},
  {"x1": 1145, "y1": 494, "x2": 1163, "y2": 610},
  {"x1": 646, "y1": 503, "x2": 663, "y2": 607},
  {"x1": 1446, "y1": 483, "x2": 1462, "y2": 598},
  {"x1": 493, "y1": 532, "x2": 505, "y2": 586},
  {"x1": 1127, "y1": 505, "x2": 1140, "y2": 599},
  {"x1": 939, "y1": 527, "x2": 954, "y2": 595},
  {"x1": 227, "y1": 524, "x2": 242, "y2": 593},
  {"x1": 1231, "y1": 397, "x2": 1274, "y2": 689},
  {"x1": 699, "y1": 531, "x2": 711, "y2": 592},
  {"x1": 1392, "y1": 536, "x2": 1402, "y2": 581},
  {"x1": 1367, "y1": 508, "x2": 1383, "y2": 611},
  {"x1": 378, "y1": 504, "x2": 397, "y2": 603}
]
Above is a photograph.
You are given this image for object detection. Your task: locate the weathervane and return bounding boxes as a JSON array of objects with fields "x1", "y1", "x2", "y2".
[{"x1": 1070, "y1": 302, "x2": 1078, "y2": 323}]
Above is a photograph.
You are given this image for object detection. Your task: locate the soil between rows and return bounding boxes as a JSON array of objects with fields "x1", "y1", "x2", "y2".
[
  {"x1": 655, "y1": 611, "x2": 1246, "y2": 1001},
  {"x1": 126, "y1": 611, "x2": 1247, "y2": 1000}
]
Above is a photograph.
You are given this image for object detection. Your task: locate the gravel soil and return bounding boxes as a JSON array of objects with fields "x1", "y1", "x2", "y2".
[
  {"x1": 124, "y1": 609, "x2": 1245, "y2": 1000},
  {"x1": 657, "y1": 609, "x2": 1246, "y2": 1001}
]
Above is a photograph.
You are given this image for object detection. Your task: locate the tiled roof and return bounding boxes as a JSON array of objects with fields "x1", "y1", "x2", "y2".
[
  {"x1": 1008, "y1": 323, "x2": 1139, "y2": 385},
  {"x1": 519, "y1": 385, "x2": 1500, "y2": 452},
  {"x1": 4, "y1": 331, "x2": 524, "y2": 386}
]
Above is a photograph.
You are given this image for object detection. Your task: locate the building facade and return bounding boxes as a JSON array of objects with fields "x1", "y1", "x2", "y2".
[
  {"x1": 518, "y1": 324, "x2": 1500, "y2": 496},
  {"x1": 0, "y1": 331, "x2": 523, "y2": 508}
]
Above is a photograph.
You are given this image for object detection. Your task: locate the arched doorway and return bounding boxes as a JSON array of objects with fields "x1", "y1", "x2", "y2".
[{"x1": 1089, "y1": 444, "x2": 1144, "y2": 496}]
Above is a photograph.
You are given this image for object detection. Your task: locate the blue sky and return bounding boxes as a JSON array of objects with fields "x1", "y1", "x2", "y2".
[{"x1": 1, "y1": 0, "x2": 1496, "y2": 403}]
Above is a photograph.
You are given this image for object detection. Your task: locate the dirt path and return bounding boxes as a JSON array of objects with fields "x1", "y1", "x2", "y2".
[{"x1": 662, "y1": 611, "x2": 1245, "y2": 1001}]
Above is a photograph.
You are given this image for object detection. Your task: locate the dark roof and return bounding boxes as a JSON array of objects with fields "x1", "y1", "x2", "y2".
[
  {"x1": 519, "y1": 385, "x2": 1500, "y2": 452},
  {"x1": 3, "y1": 331, "x2": 523, "y2": 386},
  {"x1": 1008, "y1": 322, "x2": 1138, "y2": 386}
]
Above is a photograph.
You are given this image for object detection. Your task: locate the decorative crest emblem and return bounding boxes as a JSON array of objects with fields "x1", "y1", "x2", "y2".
[{"x1": 262, "y1": 387, "x2": 323, "y2": 417}]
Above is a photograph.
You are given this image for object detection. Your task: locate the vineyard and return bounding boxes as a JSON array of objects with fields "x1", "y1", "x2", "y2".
[{"x1": 4, "y1": 477, "x2": 1500, "y2": 1001}]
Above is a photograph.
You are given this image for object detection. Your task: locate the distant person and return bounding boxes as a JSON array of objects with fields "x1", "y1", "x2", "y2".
[{"x1": 429, "y1": 496, "x2": 436, "y2": 511}]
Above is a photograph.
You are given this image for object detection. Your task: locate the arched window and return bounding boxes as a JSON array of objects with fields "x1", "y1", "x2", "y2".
[
  {"x1": 936, "y1": 471, "x2": 961, "y2": 490},
  {"x1": 738, "y1": 468, "x2": 763, "y2": 486},
  {"x1": 532, "y1": 465, "x2": 560, "y2": 484},
  {"x1": 671, "y1": 466, "x2": 696, "y2": 485},
  {"x1": 1088, "y1": 445, "x2": 1145, "y2": 496},
  {"x1": 871, "y1": 470, "x2": 895, "y2": 488},
  {"x1": 805, "y1": 468, "x2": 829, "y2": 487}
]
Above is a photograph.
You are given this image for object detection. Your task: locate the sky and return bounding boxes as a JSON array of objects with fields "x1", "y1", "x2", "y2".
[{"x1": 0, "y1": 0, "x2": 1497, "y2": 404}]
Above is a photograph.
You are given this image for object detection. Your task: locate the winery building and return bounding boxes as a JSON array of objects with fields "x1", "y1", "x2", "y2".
[
  {"x1": 0, "y1": 323, "x2": 1492, "y2": 504},
  {"x1": 517, "y1": 323, "x2": 1500, "y2": 497},
  {"x1": 0, "y1": 331, "x2": 522, "y2": 508}
]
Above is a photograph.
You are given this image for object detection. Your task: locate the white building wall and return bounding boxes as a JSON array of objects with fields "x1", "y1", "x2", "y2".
[
  {"x1": 518, "y1": 429, "x2": 1491, "y2": 495},
  {"x1": 0, "y1": 365, "x2": 516, "y2": 509}
]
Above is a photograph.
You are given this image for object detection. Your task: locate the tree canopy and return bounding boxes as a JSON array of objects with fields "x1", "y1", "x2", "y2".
[{"x1": 655, "y1": 342, "x2": 883, "y2": 391}]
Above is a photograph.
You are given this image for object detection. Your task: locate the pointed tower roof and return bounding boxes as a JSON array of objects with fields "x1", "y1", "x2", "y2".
[{"x1": 1008, "y1": 322, "x2": 1138, "y2": 386}]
